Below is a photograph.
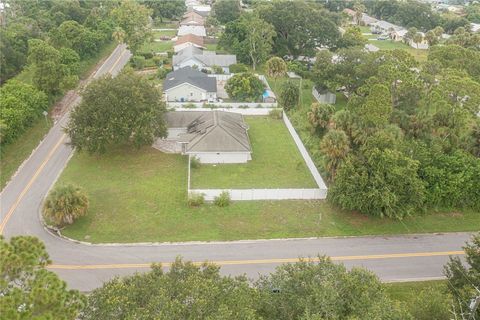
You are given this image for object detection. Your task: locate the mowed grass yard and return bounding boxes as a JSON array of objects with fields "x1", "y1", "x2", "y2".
[
  {"x1": 191, "y1": 116, "x2": 317, "y2": 188},
  {"x1": 58, "y1": 145, "x2": 480, "y2": 243}
]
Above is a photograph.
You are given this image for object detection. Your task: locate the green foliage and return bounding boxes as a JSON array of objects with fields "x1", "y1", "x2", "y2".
[
  {"x1": 307, "y1": 102, "x2": 335, "y2": 135},
  {"x1": 214, "y1": 191, "x2": 231, "y2": 207},
  {"x1": 211, "y1": 65, "x2": 224, "y2": 74},
  {"x1": 225, "y1": 72, "x2": 264, "y2": 102},
  {"x1": 229, "y1": 63, "x2": 249, "y2": 73},
  {"x1": 50, "y1": 20, "x2": 102, "y2": 59},
  {"x1": 266, "y1": 57, "x2": 287, "y2": 80},
  {"x1": 329, "y1": 147, "x2": 426, "y2": 219},
  {"x1": 43, "y1": 184, "x2": 89, "y2": 227},
  {"x1": 0, "y1": 80, "x2": 48, "y2": 145},
  {"x1": 219, "y1": 13, "x2": 275, "y2": 70},
  {"x1": 338, "y1": 26, "x2": 367, "y2": 48},
  {"x1": 320, "y1": 129, "x2": 350, "y2": 181},
  {"x1": 213, "y1": 0, "x2": 242, "y2": 25},
  {"x1": 190, "y1": 156, "x2": 201, "y2": 169},
  {"x1": 132, "y1": 55, "x2": 146, "y2": 70},
  {"x1": 111, "y1": 0, "x2": 152, "y2": 53},
  {"x1": 0, "y1": 236, "x2": 85, "y2": 319},
  {"x1": 140, "y1": 0, "x2": 186, "y2": 21},
  {"x1": 256, "y1": 257, "x2": 411, "y2": 320},
  {"x1": 408, "y1": 287, "x2": 451, "y2": 320},
  {"x1": 0, "y1": 23, "x2": 31, "y2": 82},
  {"x1": 444, "y1": 233, "x2": 480, "y2": 319},
  {"x1": 268, "y1": 109, "x2": 283, "y2": 119},
  {"x1": 278, "y1": 81, "x2": 299, "y2": 111},
  {"x1": 188, "y1": 192, "x2": 205, "y2": 207},
  {"x1": 428, "y1": 45, "x2": 480, "y2": 82},
  {"x1": 256, "y1": 1, "x2": 340, "y2": 57},
  {"x1": 66, "y1": 71, "x2": 167, "y2": 154}
]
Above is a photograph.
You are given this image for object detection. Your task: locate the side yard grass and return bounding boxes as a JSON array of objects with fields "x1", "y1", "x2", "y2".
[
  {"x1": 58, "y1": 145, "x2": 480, "y2": 243},
  {"x1": 191, "y1": 116, "x2": 317, "y2": 189}
]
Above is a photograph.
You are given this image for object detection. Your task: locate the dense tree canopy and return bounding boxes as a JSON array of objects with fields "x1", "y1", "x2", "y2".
[
  {"x1": 225, "y1": 72, "x2": 265, "y2": 102},
  {"x1": 256, "y1": 1, "x2": 340, "y2": 57},
  {"x1": 219, "y1": 13, "x2": 275, "y2": 70},
  {"x1": 66, "y1": 71, "x2": 167, "y2": 154},
  {"x1": 0, "y1": 236, "x2": 85, "y2": 319},
  {"x1": 111, "y1": 0, "x2": 152, "y2": 53},
  {"x1": 140, "y1": 0, "x2": 186, "y2": 22},
  {"x1": 213, "y1": 0, "x2": 242, "y2": 25}
]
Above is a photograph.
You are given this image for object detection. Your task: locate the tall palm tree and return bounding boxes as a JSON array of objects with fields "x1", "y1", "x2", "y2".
[
  {"x1": 112, "y1": 27, "x2": 126, "y2": 44},
  {"x1": 43, "y1": 184, "x2": 89, "y2": 227},
  {"x1": 320, "y1": 129, "x2": 350, "y2": 181}
]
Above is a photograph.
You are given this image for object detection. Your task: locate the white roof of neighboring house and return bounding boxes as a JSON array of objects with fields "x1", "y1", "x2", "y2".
[
  {"x1": 395, "y1": 29, "x2": 408, "y2": 37},
  {"x1": 178, "y1": 25, "x2": 206, "y2": 37},
  {"x1": 472, "y1": 23, "x2": 480, "y2": 33},
  {"x1": 192, "y1": 5, "x2": 211, "y2": 12},
  {"x1": 173, "y1": 46, "x2": 237, "y2": 68},
  {"x1": 362, "y1": 13, "x2": 378, "y2": 25},
  {"x1": 373, "y1": 20, "x2": 403, "y2": 31}
]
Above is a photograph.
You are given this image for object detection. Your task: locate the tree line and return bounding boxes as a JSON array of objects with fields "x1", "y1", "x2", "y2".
[
  {"x1": 0, "y1": 0, "x2": 154, "y2": 146},
  {"x1": 3, "y1": 234, "x2": 478, "y2": 319}
]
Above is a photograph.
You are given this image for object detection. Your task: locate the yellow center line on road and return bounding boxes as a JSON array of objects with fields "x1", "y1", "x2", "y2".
[
  {"x1": 47, "y1": 250, "x2": 465, "y2": 270},
  {"x1": 0, "y1": 134, "x2": 67, "y2": 234},
  {"x1": 0, "y1": 46, "x2": 128, "y2": 234}
]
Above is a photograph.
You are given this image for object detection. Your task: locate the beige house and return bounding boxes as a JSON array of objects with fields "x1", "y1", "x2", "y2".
[{"x1": 163, "y1": 67, "x2": 217, "y2": 102}]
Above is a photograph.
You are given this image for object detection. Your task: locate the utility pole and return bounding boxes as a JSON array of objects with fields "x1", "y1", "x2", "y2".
[{"x1": 468, "y1": 296, "x2": 480, "y2": 320}]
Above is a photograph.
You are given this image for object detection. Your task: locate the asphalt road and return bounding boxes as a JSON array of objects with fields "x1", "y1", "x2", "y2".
[{"x1": 0, "y1": 44, "x2": 473, "y2": 292}]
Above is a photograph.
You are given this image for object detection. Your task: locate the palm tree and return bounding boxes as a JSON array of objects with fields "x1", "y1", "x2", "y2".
[
  {"x1": 307, "y1": 102, "x2": 335, "y2": 134},
  {"x1": 112, "y1": 27, "x2": 126, "y2": 44},
  {"x1": 320, "y1": 129, "x2": 350, "y2": 181},
  {"x1": 43, "y1": 184, "x2": 89, "y2": 227}
]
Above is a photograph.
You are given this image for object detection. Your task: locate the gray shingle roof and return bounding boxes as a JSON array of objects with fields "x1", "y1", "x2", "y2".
[
  {"x1": 163, "y1": 67, "x2": 216, "y2": 92},
  {"x1": 173, "y1": 47, "x2": 237, "y2": 68},
  {"x1": 166, "y1": 111, "x2": 251, "y2": 152}
]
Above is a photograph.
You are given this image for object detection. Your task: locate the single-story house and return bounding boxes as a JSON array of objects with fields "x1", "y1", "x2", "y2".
[
  {"x1": 371, "y1": 20, "x2": 404, "y2": 38},
  {"x1": 174, "y1": 34, "x2": 205, "y2": 52},
  {"x1": 180, "y1": 11, "x2": 205, "y2": 26},
  {"x1": 185, "y1": 0, "x2": 201, "y2": 8},
  {"x1": 173, "y1": 46, "x2": 237, "y2": 73},
  {"x1": 178, "y1": 25, "x2": 206, "y2": 37},
  {"x1": 409, "y1": 32, "x2": 429, "y2": 49},
  {"x1": 165, "y1": 111, "x2": 252, "y2": 163},
  {"x1": 163, "y1": 66, "x2": 217, "y2": 102}
]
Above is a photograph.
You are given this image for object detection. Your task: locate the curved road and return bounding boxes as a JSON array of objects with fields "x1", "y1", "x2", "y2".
[{"x1": 0, "y1": 44, "x2": 472, "y2": 292}]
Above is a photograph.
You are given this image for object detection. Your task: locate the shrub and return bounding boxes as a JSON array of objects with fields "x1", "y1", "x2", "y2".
[
  {"x1": 139, "y1": 52, "x2": 153, "y2": 59},
  {"x1": 200, "y1": 68, "x2": 212, "y2": 74},
  {"x1": 42, "y1": 184, "x2": 89, "y2": 227},
  {"x1": 279, "y1": 81, "x2": 300, "y2": 110},
  {"x1": 229, "y1": 63, "x2": 249, "y2": 73},
  {"x1": 188, "y1": 192, "x2": 205, "y2": 207},
  {"x1": 211, "y1": 65, "x2": 224, "y2": 74},
  {"x1": 190, "y1": 156, "x2": 201, "y2": 169},
  {"x1": 269, "y1": 109, "x2": 283, "y2": 119},
  {"x1": 167, "y1": 51, "x2": 173, "y2": 58},
  {"x1": 225, "y1": 73, "x2": 264, "y2": 102},
  {"x1": 152, "y1": 56, "x2": 162, "y2": 65},
  {"x1": 157, "y1": 68, "x2": 168, "y2": 79},
  {"x1": 213, "y1": 191, "x2": 231, "y2": 207},
  {"x1": 132, "y1": 55, "x2": 145, "y2": 70}
]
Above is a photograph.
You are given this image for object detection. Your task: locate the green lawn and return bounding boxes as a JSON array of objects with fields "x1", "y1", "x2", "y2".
[
  {"x1": 153, "y1": 30, "x2": 177, "y2": 38},
  {"x1": 205, "y1": 43, "x2": 217, "y2": 51},
  {"x1": 1, "y1": 118, "x2": 52, "y2": 189},
  {"x1": 385, "y1": 280, "x2": 447, "y2": 304},
  {"x1": 191, "y1": 116, "x2": 317, "y2": 189},
  {"x1": 140, "y1": 41, "x2": 173, "y2": 53},
  {"x1": 57, "y1": 145, "x2": 480, "y2": 243},
  {"x1": 367, "y1": 39, "x2": 428, "y2": 61}
]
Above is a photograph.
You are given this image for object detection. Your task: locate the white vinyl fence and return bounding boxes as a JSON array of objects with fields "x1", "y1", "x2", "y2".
[
  {"x1": 187, "y1": 112, "x2": 328, "y2": 201},
  {"x1": 167, "y1": 102, "x2": 278, "y2": 109}
]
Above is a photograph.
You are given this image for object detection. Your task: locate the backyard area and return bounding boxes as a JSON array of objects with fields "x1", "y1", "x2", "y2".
[
  {"x1": 57, "y1": 145, "x2": 480, "y2": 243},
  {"x1": 190, "y1": 116, "x2": 317, "y2": 189}
]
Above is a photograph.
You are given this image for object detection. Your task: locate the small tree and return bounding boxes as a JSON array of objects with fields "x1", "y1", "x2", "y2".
[
  {"x1": 278, "y1": 81, "x2": 300, "y2": 111},
  {"x1": 225, "y1": 72, "x2": 264, "y2": 102},
  {"x1": 412, "y1": 32, "x2": 423, "y2": 49},
  {"x1": 307, "y1": 102, "x2": 335, "y2": 134},
  {"x1": 213, "y1": 191, "x2": 231, "y2": 207},
  {"x1": 266, "y1": 57, "x2": 287, "y2": 86},
  {"x1": 43, "y1": 184, "x2": 89, "y2": 227}
]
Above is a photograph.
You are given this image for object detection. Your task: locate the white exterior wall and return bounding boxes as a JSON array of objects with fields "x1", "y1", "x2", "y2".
[
  {"x1": 165, "y1": 83, "x2": 208, "y2": 102},
  {"x1": 190, "y1": 152, "x2": 251, "y2": 164},
  {"x1": 190, "y1": 188, "x2": 327, "y2": 201}
]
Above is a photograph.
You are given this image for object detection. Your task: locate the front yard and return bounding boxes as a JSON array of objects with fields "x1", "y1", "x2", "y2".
[
  {"x1": 57, "y1": 145, "x2": 480, "y2": 243},
  {"x1": 190, "y1": 116, "x2": 317, "y2": 189}
]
